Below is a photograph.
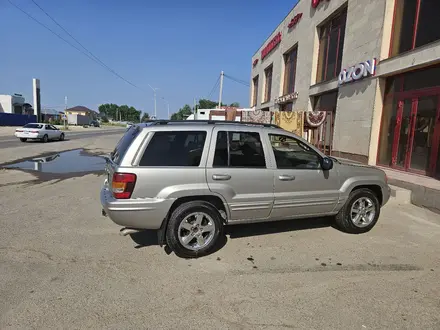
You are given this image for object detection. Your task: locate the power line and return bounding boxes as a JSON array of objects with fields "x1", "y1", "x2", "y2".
[
  {"x1": 8, "y1": 0, "x2": 144, "y2": 91},
  {"x1": 207, "y1": 75, "x2": 220, "y2": 99},
  {"x1": 224, "y1": 74, "x2": 250, "y2": 87}
]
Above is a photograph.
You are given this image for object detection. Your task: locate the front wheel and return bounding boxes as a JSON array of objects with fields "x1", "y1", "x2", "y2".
[
  {"x1": 59, "y1": 133, "x2": 65, "y2": 141},
  {"x1": 335, "y1": 189, "x2": 380, "y2": 234},
  {"x1": 166, "y1": 201, "x2": 224, "y2": 258},
  {"x1": 19, "y1": 138, "x2": 27, "y2": 142},
  {"x1": 42, "y1": 134, "x2": 48, "y2": 143}
]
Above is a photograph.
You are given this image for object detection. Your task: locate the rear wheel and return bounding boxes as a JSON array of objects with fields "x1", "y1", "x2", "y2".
[
  {"x1": 166, "y1": 201, "x2": 224, "y2": 258},
  {"x1": 19, "y1": 138, "x2": 27, "y2": 142},
  {"x1": 335, "y1": 189, "x2": 380, "y2": 234},
  {"x1": 42, "y1": 134, "x2": 48, "y2": 143},
  {"x1": 59, "y1": 133, "x2": 65, "y2": 141}
]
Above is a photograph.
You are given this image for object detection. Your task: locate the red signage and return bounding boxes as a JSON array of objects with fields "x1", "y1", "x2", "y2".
[
  {"x1": 312, "y1": 0, "x2": 330, "y2": 8},
  {"x1": 253, "y1": 58, "x2": 259, "y2": 67},
  {"x1": 261, "y1": 32, "x2": 281, "y2": 60},
  {"x1": 288, "y1": 13, "x2": 303, "y2": 28}
]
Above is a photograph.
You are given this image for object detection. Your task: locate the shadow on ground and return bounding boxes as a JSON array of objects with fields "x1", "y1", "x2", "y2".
[{"x1": 129, "y1": 217, "x2": 333, "y2": 256}]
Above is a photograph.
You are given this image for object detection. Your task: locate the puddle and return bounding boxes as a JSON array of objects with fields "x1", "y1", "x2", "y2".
[{"x1": 2, "y1": 149, "x2": 106, "y2": 174}]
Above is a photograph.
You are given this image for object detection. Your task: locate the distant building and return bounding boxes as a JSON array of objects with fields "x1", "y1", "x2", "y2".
[
  {"x1": 65, "y1": 106, "x2": 98, "y2": 119},
  {"x1": 0, "y1": 94, "x2": 27, "y2": 114},
  {"x1": 42, "y1": 108, "x2": 64, "y2": 122}
]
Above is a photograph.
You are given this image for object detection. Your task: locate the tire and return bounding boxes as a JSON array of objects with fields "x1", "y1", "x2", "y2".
[
  {"x1": 42, "y1": 134, "x2": 48, "y2": 143},
  {"x1": 59, "y1": 133, "x2": 65, "y2": 141},
  {"x1": 20, "y1": 138, "x2": 27, "y2": 142},
  {"x1": 166, "y1": 201, "x2": 224, "y2": 258},
  {"x1": 335, "y1": 188, "x2": 380, "y2": 234}
]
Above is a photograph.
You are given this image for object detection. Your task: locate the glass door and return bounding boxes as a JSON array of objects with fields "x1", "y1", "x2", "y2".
[
  {"x1": 392, "y1": 99, "x2": 413, "y2": 169},
  {"x1": 409, "y1": 95, "x2": 439, "y2": 174},
  {"x1": 391, "y1": 95, "x2": 440, "y2": 176}
]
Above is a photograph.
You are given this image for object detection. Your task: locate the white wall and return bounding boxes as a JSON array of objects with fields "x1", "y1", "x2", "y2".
[{"x1": 0, "y1": 95, "x2": 13, "y2": 113}]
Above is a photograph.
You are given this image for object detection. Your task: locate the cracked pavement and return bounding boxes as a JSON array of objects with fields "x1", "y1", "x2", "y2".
[{"x1": 0, "y1": 132, "x2": 440, "y2": 329}]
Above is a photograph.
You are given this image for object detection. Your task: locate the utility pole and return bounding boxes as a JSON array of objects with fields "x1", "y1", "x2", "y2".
[
  {"x1": 162, "y1": 97, "x2": 170, "y2": 119},
  {"x1": 218, "y1": 71, "x2": 224, "y2": 109},
  {"x1": 194, "y1": 97, "x2": 198, "y2": 120},
  {"x1": 64, "y1": 96, "x2": 67, "y2": 129},
  {"x1": 148, "y1": 84, "x2": 159, "y2": 119}
]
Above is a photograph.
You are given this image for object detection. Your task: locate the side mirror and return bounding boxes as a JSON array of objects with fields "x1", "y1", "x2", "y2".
[{"x1": 321, "y1": 157, "x2": 333, "y2": 171}]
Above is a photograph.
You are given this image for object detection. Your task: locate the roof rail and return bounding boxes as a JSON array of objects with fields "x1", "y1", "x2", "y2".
[{"x1": 146, "y1": 119, "x2": 280, "y2": 129}]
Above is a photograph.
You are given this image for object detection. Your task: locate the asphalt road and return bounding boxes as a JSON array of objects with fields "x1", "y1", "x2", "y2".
[
  {"x1": 0, "y1": 129, "x2": 125, "y2": 149},
  {"x1": 0, "y1": 134, "x2": 440, "y2": 329}
]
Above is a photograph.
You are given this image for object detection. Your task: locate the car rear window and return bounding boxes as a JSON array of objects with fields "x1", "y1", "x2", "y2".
[
  {"x1": 110, "y1": 125, "x2": 141, "y2": 164},
  {"x1": 139, "y1": 130, "x2": 207, "y2": 167},
  {"x1": 23, "y1": 124, "x2": 43, "y2": 129}
]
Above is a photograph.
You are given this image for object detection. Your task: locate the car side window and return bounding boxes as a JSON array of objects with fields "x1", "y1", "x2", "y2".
[
  {"x1": 139, "y1": 130, "x2": 207, "y2": 167},
  {"x1": 269, "y1": 134, "x2": 321, "y2": 169},
  {"x1": 45, "y1": 125, "x2": 51, "y2": 130},
  {"x1": 213, "y1": 131, "x2": 266, "y2": 168}
]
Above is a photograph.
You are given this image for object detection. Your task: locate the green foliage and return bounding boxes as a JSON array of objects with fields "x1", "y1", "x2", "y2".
[
  {"x1": 198, "y1": 99, "x2": 219, "y2": 109},
  {"x1": 98, "y1": 103, "x2": 146, "y2": 122},
  {"x1": 141, "y1": 112, "x2": 150, "y2": 122},
  {"x1": 229, "y1": 102, "x2": 240, "y2": 107},
  {"x1": 170, "y1": 104, "x2": 192, "y2": 120}
]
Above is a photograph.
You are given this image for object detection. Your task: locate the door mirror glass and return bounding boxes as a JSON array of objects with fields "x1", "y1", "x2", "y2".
[{"x1": 321, "y1": 157, "x2": 333, "y2": 171}]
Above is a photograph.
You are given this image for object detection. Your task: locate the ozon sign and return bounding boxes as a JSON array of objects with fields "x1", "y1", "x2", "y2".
[{"x1": 338, "y1": 58, "x2": 377, "y2": 85}]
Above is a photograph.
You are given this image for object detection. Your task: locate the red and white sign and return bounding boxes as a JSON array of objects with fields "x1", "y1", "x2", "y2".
[
  {"x1": 261, "y1": 32, "x2": 282, "y2": 60},
  {"x1": 253, "y1": 58, "x2": 259, "y2": 67},
  {"x1": 312, "y1": 0, "x2": 330, "y2": 9},
  {"x1": 288, "y1": 13, "x2": 303, "y2": 29}
]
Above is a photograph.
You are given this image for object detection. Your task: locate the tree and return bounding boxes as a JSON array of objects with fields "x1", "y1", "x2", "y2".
[
  {"x1": 170, "y1": 104, "x2": 193, "y2": 120},
  {"x1": 229, "y1": 102, "x2": 240, "y2": 107},
  {"x1": 141, "y1": 112, "x2": 150, "y2": 122},
  {"x1": 98, "y1": 103, "x2": 119, "y2": 120},
  {"x1": 98, "y1": 103, "x2": 142, "y2": 122},
  {"x1": 198, "y1": 99, "x2": 218, "y2": 109}
]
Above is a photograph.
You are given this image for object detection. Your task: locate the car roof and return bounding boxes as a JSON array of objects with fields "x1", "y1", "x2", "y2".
[{"x1": 138, "y1": 120, "x2": 281, "y2": 131}]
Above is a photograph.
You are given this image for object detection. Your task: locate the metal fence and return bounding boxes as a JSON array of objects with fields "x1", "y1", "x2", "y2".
[{"x1": 0, "y1": 113, "x2": 37, "y2": 126}]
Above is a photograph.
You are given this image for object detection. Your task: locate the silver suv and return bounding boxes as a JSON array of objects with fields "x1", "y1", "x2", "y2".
[{"x1": 101, "y1": 120, "x2": 390, "y2": 258}]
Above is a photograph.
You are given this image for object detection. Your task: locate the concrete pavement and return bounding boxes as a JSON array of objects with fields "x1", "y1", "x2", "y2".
[{"x1": 0, "y1": 133, "x2": 439, "y2": 329}]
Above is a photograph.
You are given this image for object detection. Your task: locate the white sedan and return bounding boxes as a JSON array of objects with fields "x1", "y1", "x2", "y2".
[{"x1": 15, "y1": 123, "x2": 65, "y2": 143}]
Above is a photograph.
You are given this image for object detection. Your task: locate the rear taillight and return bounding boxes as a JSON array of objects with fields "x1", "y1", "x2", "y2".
[
  {"x1": 30, "y1": 130, "x2": 39, "y2": 133},
  {"x1": 16, "y1": 129, "x2": 23, "y2": 132},
  {"x1": 112, "y1": 173, "x2": 137, "y2": 199}
]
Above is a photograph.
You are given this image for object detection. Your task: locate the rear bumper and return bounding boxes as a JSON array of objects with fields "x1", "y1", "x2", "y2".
[
  {"x1": 100, "y1": 183, "x2": 173, "y2": 230},
  {"x1": 15, "y1": 132, "x2": 41, "y2": 139}
]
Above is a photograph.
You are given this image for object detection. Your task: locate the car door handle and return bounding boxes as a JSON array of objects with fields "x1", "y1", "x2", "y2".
[
  {"x1": 212, "y1": 174, "x2": 231, "y2": 181},
  {"x1": 278, "y1": 175, "x2": 295, "y2": 181}
]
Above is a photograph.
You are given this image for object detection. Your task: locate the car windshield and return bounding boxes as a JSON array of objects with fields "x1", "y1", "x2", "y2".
[{"x1": 23, "y1": 124, "x2": 43, "y2": 129}]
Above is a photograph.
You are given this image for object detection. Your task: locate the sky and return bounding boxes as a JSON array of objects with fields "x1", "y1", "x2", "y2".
[{"x1": 1, "y1": 0, "x2": 298, "y2": 118}]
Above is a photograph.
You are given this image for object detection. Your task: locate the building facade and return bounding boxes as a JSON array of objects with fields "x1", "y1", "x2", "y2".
[
  {"x1": 250, "y1": 0, "x2": 440, "y2": 179},
  {"x1": 0, "y1": 94, "x2": 26, "y2": 114}
]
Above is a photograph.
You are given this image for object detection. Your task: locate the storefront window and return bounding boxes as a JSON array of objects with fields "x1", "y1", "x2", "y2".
[
  {"x1": 283, "y1": 47, "x2": 298, "y2": 94},
  {"x1": 390, "y1": 0, "x2": 440, "y2": 57},
  {"x1": 378, "y1": 64, "x2": 440, "y2": 177},
  {"x1": 308, "y1": 91, "x2": 338, "y2": 155},
  {"x1": 377, "y1": 98, "x2": 398, "y2": 166},
  {"x1": 280, "y1": 103, "x2": 293, "y2": 111},
  {"x1": 316, "y1": 8, "x2": 347, "y2": 83},
  {"x1": 252, "y1": 75, "x2": 259, "y2": 107},
  {"x1": 264, "y1": 65, "x2": 273, "y2": 102}
]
